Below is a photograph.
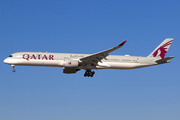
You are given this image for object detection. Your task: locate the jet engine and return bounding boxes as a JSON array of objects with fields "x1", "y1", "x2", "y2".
[{"x1": 63, "y1": 59, "x2": 80, "y2": 67}]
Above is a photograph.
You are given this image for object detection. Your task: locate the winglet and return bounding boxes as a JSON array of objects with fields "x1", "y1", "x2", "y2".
[{"x1": 119, "y1": 40, "x2": 127, "y2": 46}]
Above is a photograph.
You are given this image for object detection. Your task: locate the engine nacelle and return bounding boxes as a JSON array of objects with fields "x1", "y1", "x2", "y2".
[
  {"x1": 64, "y1": 59, "x2": 79, "y2": 68},
  {"x1": 63, "y1": 68, "x2": 80, "y2": 74}
]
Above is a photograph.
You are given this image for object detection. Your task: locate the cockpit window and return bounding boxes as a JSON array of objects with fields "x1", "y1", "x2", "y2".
[{"x1": 8, "y1": 55, "x2": 13, "y2": 57}]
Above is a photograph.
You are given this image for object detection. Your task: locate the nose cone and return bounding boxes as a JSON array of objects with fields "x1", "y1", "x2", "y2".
[{"x1": 4, "y1": 58, "x2": 8, "y2": 64}]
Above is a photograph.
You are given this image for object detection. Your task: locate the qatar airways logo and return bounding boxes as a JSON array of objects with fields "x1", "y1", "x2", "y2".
[
  {"x1": 23, "y1": 54, "x2": 54, "y2": 61},
  {"x1": 153, "y1": 40, "x2": 173, "y2": 59},
  {"x1": 68, "y1": 62, "x2": 72, "y2": 65}
]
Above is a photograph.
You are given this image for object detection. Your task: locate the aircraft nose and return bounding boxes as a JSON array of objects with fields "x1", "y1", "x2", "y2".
[{"x1": 3, "y1": 58, "x2": 8, "y2": 64}]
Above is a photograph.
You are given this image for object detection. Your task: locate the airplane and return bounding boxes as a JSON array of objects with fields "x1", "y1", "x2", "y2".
[{"x1": 4, "y1": 38, "x2": 175, "y2": 77}]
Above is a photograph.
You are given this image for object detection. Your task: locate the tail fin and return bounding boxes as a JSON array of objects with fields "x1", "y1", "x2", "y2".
[{"x1": 148, "y1": 38, "x2": 174, "y2": 59}]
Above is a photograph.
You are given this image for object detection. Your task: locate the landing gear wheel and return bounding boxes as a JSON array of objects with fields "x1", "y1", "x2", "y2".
[
  {"x1": 84, "y1": 70, "x2": 95, "y2": 77},
  {"x1": 11, "y1": 65, "x2": 16, "y2": 72},
  {"x1": 91, "y1": 71, "x2": 95, "y2": 77}
]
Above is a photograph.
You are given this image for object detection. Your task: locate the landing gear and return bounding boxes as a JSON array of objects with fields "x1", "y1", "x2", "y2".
[
  {"x1": 84, "y1": 69, "x2": 95, "y2": 77},
  {"x1": 11, "y1": 65, "x2": 16, "y2": 72}
]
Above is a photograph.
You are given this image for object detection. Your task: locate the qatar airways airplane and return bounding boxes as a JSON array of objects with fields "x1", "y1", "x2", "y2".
[{"x1": 4, "y1": 38, "x2": 175, "y2": 77}]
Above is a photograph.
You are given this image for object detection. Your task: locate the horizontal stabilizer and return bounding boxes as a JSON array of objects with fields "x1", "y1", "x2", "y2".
[{"x1": 155, "y1": 56, "x2": 175, "y2": 64}]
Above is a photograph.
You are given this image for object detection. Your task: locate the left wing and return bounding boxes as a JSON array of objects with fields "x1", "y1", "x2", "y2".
[{"x1": 80, "y1": 40, "x2": 127, "y2": 66}]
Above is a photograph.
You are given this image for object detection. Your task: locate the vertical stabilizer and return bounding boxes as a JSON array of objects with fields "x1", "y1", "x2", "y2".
[{"x1": 148, "y1": 38, "x2": 173, "y2": 59}]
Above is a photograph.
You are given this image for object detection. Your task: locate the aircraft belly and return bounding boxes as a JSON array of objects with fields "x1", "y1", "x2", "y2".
[{"x1": 105, "y1": 62, "x2": 153, "y2": 69}]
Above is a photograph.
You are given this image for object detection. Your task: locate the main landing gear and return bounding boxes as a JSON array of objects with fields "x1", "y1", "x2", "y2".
[
  {"x1": 11, "y1": 65, "x2": 16, "y2": 72},
  {"x1": 84, "y1": 69, "x2": 95, "y2": 77}
]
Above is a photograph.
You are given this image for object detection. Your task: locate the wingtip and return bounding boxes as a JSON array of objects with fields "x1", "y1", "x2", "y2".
[{"x1": 119, "y1": 40, "x2": 127, "y2": 46}]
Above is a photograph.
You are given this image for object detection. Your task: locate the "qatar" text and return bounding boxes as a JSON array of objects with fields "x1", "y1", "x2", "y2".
[{"x1": 23, "y1": 54, "x2": 54, "y2": 61}]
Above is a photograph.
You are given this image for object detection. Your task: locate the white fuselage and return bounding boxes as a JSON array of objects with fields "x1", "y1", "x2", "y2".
[{"x1": 4, "y1": 52, "x2": 158, "y2": 70}]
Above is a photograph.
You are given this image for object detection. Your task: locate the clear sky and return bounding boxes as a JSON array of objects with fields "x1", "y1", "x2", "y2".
[{"x1": 0, "y1": 0, "x2": 180, "y2": 120}]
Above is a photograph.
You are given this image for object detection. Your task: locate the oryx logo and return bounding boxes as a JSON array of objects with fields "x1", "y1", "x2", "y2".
[
  {"x1": 68, "y1": 62, "x2": 72, "y2": 65},
  {"x1": 153, "y1": 40, "x2": 173, "y2": 59}
]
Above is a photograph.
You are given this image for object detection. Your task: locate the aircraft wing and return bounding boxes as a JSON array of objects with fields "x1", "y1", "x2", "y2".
[{"x1": 80, "y1": 40, "x2": 127, "y2": 65}]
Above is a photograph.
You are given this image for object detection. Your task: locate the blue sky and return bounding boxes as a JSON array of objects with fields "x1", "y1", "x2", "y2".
[{"x1": 0, "y1": 0, "x2": 180, "y2": 120}]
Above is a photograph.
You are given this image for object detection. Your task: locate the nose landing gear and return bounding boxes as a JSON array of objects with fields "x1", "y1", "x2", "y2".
[
  {"x1": 11, "y1": 65, "x2": 16, "y2": 72},
  {"x1": 84, "y1": 69, "x2": 95, "y2": 77}
]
